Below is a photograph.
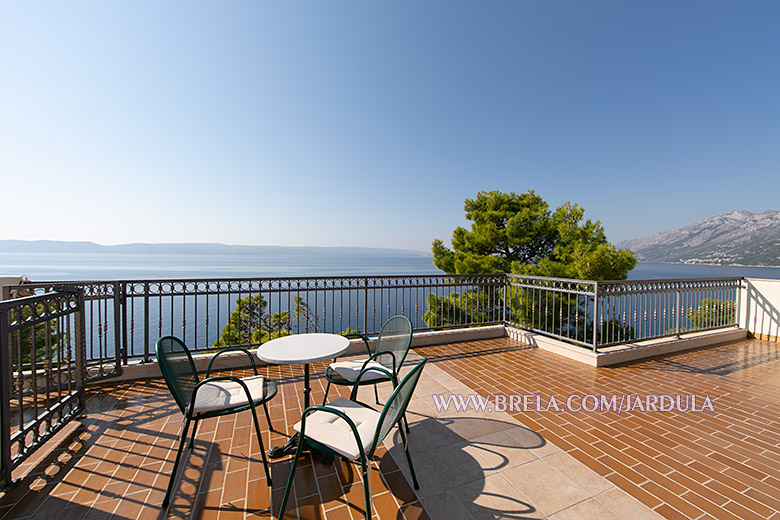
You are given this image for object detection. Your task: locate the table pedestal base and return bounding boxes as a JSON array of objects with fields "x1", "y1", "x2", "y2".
[
  {"x1": 267, "y1": 433, "x2": 334, "y2": 463},
  {"x1": 267, "y1": 433, "x2": 300, "y2": 459}
]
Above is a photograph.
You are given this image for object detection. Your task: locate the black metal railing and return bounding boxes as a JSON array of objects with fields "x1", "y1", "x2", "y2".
[
  {"x1": 505, "y1": 275, "x2": 742, "y2": 350},
  {"x1": 5, "y1": 273, "x2": 743, "y2": 370},
  {"x1": 505, "y1": 275, "x2": 598, "y2": 348},
  {"x1": 0, "y1": 287, "x2": 86, "y2": 487},
  {"x1": 596, "y1": 277, "x2": 741, "y2": 347},
  {"x1": 11, "y1": 274, "x2": 505, "y2": 368}
]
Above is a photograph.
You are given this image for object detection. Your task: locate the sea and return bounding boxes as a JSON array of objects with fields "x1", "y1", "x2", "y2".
[
  {"x1": 4, "y1": 252, "x2": 778, "y2": 360},
  {"x1": 1, "y1": 251, "x2": 780, "y2": 281}
]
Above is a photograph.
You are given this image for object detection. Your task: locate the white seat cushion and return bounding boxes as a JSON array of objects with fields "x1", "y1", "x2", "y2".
[
  {"x1": 293, "y1": 397, "x2": 381, "y2": 459},
  {"x1": 330, "y1": 360, "x2": 390, "y2": 382},
  {"x1": 192, "y1": 375, "x2": 271, "y2": 413}
]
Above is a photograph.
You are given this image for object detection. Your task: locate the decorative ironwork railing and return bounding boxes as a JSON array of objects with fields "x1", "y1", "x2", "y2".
[
  {"x1": 505, "y1": 275, "x2": 742, "y2": 350},
  {"x1": 0, "y1": 286, "x2": 86, "y2": 487},
  {"x1": 505, "y1": 274, "x2": 598, "y2": 347},
  {"x1": 9, "y1": 274, "x2": 505, "y2": 368},
  {"x1": 3, "y1": 274, "x2": 742, "y2": 373},
  {"x1": 595, "y1": 277, "x2": 741, "y2": 347}
]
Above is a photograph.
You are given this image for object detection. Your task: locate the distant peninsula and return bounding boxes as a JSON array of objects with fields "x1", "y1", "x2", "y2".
[
  {"x1": 0, "y1": 240, "x2": 432, "y2": 258},
  {"x1": 618, "y1": 210, "x2": 780, "y2": 267}
]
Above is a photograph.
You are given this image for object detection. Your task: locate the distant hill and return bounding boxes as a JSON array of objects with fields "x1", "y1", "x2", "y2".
[
  {"x1": 619, "y1": 210, "x2": 780, "y2": 266},
  {"x1": 0, "y1": 240, "x2": 431, "y2": 258}
]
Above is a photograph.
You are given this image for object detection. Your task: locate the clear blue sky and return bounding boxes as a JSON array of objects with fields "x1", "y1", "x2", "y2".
[{"x1": 2, "y1": 1, "x2": 778, "y2": 252}]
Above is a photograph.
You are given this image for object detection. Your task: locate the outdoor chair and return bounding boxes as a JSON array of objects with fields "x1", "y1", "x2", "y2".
[
  {"x1": 155, "y1": 336, "x2": 278, "y2": 508},
  {"x1": 322, "y1": 315, "x2": 413, "y2": 405},
  {"x1": 278, "y1": 358, "x2": 427, "y2": 519}
]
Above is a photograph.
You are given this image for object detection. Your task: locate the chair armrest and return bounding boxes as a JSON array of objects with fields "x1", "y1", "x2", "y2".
[
  {"x1": 344, "y1": 332, "x2": 371, "y2": 356},
  {"x1": 187, "y1": 375, "x2": 257, "y2": 417},
  {"x1": 330, "y1": 333, "x2": 371, "y2": 363},
  {"x1": 350, "y1": 365, "x2": 398, "y2": 400},
  {"x1": 364, "y1": 350, "x2": 398, "y2": 375},
  {"x1": 206, "y1": 347, "x2": 258, "y2": 377}
]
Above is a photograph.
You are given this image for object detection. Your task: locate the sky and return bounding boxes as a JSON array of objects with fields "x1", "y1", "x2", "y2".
[{"x1": 1, "y1": 1, "x2": 779, "y2": 253}]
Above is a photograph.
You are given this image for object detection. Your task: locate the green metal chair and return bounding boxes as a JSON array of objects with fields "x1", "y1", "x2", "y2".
[
  {"x1": 278, "y1": 358, "x2": 426, "y2": 519},
  {"x1": 155, "y1": 336, "x2": 278, "y2": 508},
  {"x1": 322, "y1": 315, "x2": 413, "y2": 405}
]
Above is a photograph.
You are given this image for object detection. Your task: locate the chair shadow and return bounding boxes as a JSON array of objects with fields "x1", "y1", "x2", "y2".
[
  {"x1": 383, "y1": 414, "x2": 544, "y2": 519},
  {"x1": 0, "y1": 377, "x2": 279, "y2": 520}
]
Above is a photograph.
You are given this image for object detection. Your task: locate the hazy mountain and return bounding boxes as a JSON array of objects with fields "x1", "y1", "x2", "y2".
[
  {"x1": 619, "y1": 210, "x2": 780, "y2": 266},
  {"x1": 0, "y1": 240, "x2": 431, "y2": 258}
]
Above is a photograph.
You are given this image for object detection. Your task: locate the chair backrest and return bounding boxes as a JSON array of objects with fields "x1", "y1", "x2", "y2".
[
  {"x1": 369, "y1": 358, "x2": 426, "y2": 456},
  {"x1": 155, "y1": 336, "x2": 200, "y2": 414},
  {"x1": 374, "y1": 315, "x2": 413, "y2": 374}
]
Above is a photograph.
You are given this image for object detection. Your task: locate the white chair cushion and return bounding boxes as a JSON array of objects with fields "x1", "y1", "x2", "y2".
[
  {"x1": 192, "y1": 375, "x2": 271, "y2": 413},
  {"x1": 293, "y1": 397, "x2": 381, "y2": 460},
  {"x1": 330, "y1": 360, "x2": 390, "y2": 382}
]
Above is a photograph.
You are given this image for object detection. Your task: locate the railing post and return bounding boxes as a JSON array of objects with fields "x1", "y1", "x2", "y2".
[
  {"x1": 592, "y1": 282, "x2": 599, "y2": 352},
  {"x1": 120, "y1": 282, "x2": 128, "y2": 365},
  {"x1": 363, "y1": 281, "x2": 368, "y2": 335},
  {"x1": 112, "y1": 282, "x2": 123, "y2": 372},
  {"x1": 0, "y1": 302, "x2": 12, "y2": 488},
  {"x1": 75, "y1": 289, "x2": 87, "y2": 409},
  {"x1": 503, "y1": 275, "x2": 507, "y2": 326},
  {"x1": 143, "y1": 283, "x2": 150, "y2": 363},
  {"x1": 736, "y1": 277, "x2": 743, "y2": 329},
  {"x1": 675, "y1": 287, "x2": 681, "y2": 338}
]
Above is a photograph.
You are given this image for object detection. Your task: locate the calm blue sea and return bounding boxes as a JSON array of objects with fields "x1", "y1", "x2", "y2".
[
  {"x1": 1, "y1": 252, "x2": 780, "y2": 281},
  {"x1": 0, "y1": 252, "x2": 442, "y2": 281},
  {"x1": 5, "y1": 252, "x2": 777, "y2": 358}
]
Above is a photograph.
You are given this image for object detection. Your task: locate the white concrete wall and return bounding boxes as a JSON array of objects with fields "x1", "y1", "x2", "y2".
[
  {"x1": 740, "y1": 278, "x2": 780, "y2": 341},
  {"x1": 0, "y1": 276, "x2": 25, "y2": 301}
]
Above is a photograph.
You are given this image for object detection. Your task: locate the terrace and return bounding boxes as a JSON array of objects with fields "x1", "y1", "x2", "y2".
[{"x1": 1, "y1": 274, "x2": 779, "y2": 519}]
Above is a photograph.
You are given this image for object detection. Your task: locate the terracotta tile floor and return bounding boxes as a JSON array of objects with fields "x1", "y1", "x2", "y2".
[
  {"x1": 416, "y1": 337, "x2": 780, "y2": 520},
  {"x1": 1, "y1": 337, "x2": 779, "y2": 520},
  {"x1": 0, "y1": 362, "x2": 427, "y2": 520}
]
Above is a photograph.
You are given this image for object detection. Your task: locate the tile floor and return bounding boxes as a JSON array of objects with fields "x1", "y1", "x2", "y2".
[
  {"x1": 387, "y1": 351, "x2": 663, "y2": 520},
  {"x1": 0, "y1": 362, "x2": 426, "y2": 520},
  {"x1": 415, "y1": 337, "x2": 780, "y2": 520},
  {"x1": 0, "y1": 336, "x2": 778, "y2": 520}
]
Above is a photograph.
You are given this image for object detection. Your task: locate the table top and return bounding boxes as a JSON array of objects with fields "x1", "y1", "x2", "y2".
[{"x1": 255, "y1": 333, "x2": 350, "y2": 365}]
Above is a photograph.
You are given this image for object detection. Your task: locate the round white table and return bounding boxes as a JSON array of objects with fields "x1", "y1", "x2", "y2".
[{"x1": 256, "y1": 333, "x2": 350, "y2": 458}]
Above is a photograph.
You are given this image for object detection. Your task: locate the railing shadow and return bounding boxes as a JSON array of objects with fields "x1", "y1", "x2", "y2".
[
  {"x1": 744, "y1": 280, "x2": 780, "y2": 341},
  {"x1": 615, "y1": 339, "x2": 780, "y2": 376},
  {"x1": 414, "y1": 342, "x2": 532, "y2": 365},
  {"x1": 0, "y1": 376, "x2": 279, "y2": 519},
  {"x1": 0, "y1": 404, "x2": 176, "y2": 520}
]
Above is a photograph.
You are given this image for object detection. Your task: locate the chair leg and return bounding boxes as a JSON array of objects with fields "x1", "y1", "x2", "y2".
[
  {"x1": 373, "y1": 384, "x2": 380, "y2": 405},
  {"x1": 278, "y1": 435, "x2": 306, "y2": 519},
  {"x1": 398, "y1": 428, "x2": 419, "y2": 490},
  {"x1": 188, "y1": 420, "x2": 199, "y2": 448},
  {"x1": 322, "y1": 381, "x2": 331, "y2": 405},
  {"x1": 162, "y1": 417, "x2": 192, "y2": 508},
  {"x1": 361, "y1": 458, "x2": 372, "y2": 520},
  {"x1": 249, "y1": 404, "x2": 273, "y2": 486}
]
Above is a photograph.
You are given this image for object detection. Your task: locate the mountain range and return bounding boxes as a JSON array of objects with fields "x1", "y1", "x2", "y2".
[
  {"x1": 618, "y1": 210, "x2": 780, "y2": 266},
  {"x1": 0, "y1": 240, "x2": 431, "y2": 258},
  {"x1": 5, "y1": 210, "x2": 780, "y2": 267}
]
